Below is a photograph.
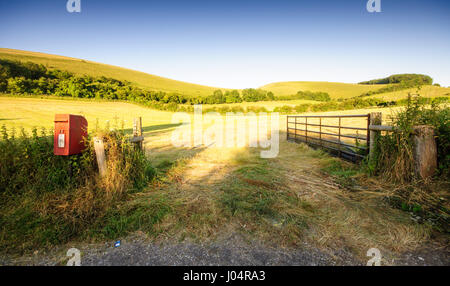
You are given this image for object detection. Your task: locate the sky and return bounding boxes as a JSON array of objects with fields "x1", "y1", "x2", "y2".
[{"x1": 0, "y1": 0, "x2": 449, "y2": 88}]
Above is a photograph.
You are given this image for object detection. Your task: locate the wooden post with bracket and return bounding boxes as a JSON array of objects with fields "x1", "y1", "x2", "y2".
[{"x1": 132, "y1": 117, "x2": 144, "y2": 151}]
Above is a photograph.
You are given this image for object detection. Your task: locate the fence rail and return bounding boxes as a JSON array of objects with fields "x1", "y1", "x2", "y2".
[
  {"x1": 287, "y1": 114, "x2": 371, "y2": 162},
  {"x1": 286, "y1": 112, "x2": 437, "y2": 179}
]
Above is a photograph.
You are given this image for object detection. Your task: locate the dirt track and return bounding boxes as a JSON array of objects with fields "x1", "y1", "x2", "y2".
[{"x1": 1, "y1": 231, "x2": 448, "y2": 266}]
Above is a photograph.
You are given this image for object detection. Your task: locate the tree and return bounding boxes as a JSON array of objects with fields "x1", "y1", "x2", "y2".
[
  {"x1": 7, "y1": 77, "x2": 30, "y2": 94},
  {"x1": 225, "y1": 90, "x2": 242, "y2": 103},
  {"x1": 207, "y1": 90, "x2": 225, "y2": 104}
]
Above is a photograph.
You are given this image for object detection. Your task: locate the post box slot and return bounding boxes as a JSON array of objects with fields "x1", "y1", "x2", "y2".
[{"x1": 54, "y1": 114, "x2": 69, "y2": 122}]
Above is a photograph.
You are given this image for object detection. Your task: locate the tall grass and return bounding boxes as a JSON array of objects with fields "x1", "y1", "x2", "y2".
[
  {"x1": 0, "y1": 124, "x2": 155, "y2": 253},
  {"x1": 365, "y1": 96, "x2": 450, "y2": 229},
  {"x1": 373, "y1": 95, "x2": 449, "y2": 182}
]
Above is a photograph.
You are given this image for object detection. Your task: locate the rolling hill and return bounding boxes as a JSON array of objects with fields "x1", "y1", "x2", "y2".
[
  {"x1": 1, "y1": 48, "x2": 448, "y2": 102},
  {"x1": 0, "y1": 48, "x2": 220, "y2": 97}
]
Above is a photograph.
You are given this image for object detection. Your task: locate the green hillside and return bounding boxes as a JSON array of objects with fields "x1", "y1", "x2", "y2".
[
  {"x1": 260, "y1": 81, "x2": 390, "y2": 99},
  {"x1": 0, "y1": 48, "x2": 220, "y2": 97},
  {"x1": 1, "y1": 48, "x2": 447, "y2": 103},
  {"x1": 365, "y1": 85, "x2": 450, "y2": 101}
]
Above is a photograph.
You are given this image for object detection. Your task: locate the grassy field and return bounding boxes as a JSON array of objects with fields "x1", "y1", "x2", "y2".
[
  {"x1": 260, "y1": 81, "x2": 390, "y2": 99},
  {"x1": 0, "y1": 48, "x2": 220, "y2": 97},
  {"x1": 0, "y1": 96, "x2": 404, "y2": 133},
  {"x1": 365, "y1": 85, "x2": 450, "y2": 101},
  {"x1": 0, "y1": 95, "x2": 413, "y2": 146},
  {"x1": 1, "y1": 96, "x2": 446, "y2": 262},
  {"x1": 0, "y1": 96, "x2": 174, "y2": 132}
]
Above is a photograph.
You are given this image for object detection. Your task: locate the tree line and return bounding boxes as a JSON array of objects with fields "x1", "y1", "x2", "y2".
[
  {"x1": 359, "y1": 74, "x2": 433, "y2": 85},
  {"x1": 358, "y1": 73, "x2": 434, "y2": 97},
  {"x1": 2, "y1": 59, "x2": 438, "y2": 114},
  {"x1": 272, "y1": 96, "x2": 448, "y2": 114},
  {"x1": 0, "y1": 59, "x2": 280, "y2": 107},
  {"x1": 277, "y1": 90, "x2": 331, "y2": 102}
]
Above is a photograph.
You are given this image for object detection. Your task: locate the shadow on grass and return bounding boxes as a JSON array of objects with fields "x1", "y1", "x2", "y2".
[
  {"x1": 1, "y1": 125, "x2": 426, "y2": 258},
  {"x1": 0, "y1": 118, "x2": 22, "y2": 121},
  {"x1": 100, "y1": 129, "x2": 314, "y2": 247},
  {"x1": 122, "y1": 123, "x2": 182, "y2": 135}
]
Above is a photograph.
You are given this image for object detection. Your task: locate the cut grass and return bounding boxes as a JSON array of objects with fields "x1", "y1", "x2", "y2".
[
  {"x1": 96, "y1": 193, "x2": 173, "y2": 239},
  {"x1": 124, "y1": 122, "x2": 437, "y2": 259},
  {"x1": 320, "y1": 158, "x2": 360, "y2": 187},
  {"x1": 274, "y1": 141, "x2": 434, "y2": 256}
]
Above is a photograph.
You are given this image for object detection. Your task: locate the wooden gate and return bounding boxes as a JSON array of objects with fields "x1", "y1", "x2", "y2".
[{"x1": 287, "y1": 114, "x2": 371, "y2": 162}]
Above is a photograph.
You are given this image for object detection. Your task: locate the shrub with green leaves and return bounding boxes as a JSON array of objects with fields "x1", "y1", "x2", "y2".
[
  {"x1": 0, "y1": 124, "x2": 155, "y2": 253},
  {"x1": 371, "y1": 95, "x2": 449, "y2": 181}
]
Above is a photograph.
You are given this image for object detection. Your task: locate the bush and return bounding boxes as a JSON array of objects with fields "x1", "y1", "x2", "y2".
[
  {"x1": 276, "y1": 90, "x2": 330, "y2": 102},
  {"x1": 0, "y1": 124, "x2": 154, "y2": 253},
  {"x1": 246, "y1": 106, "x2": 268, "y2": 113},
  {"x1": 296, "y1": 90, "x2": 331, "y2": 101},
  {"x1": 371, "y1": 95, "x2": 450, "y2": 181},
  {"x1": 241, "y1": 88, "x2": 274, "y2": 102},
  {"x1": 364, "y1": 96, "x2": 450, "y2": 229},
  {"x1": 273, "y1": 105, "x2": 294, "y2": 113},
  {"x1": 225, "y1": 90, "x2": 242, "y2": 103}
]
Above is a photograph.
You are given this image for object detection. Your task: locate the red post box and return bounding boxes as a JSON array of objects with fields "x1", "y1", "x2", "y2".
[{"x1": 54, "y1": 114, "x2": 88, "y2": 156}]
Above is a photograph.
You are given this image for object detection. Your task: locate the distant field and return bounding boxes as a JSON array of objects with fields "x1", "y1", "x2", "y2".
[
  {"x1": 190, "y1": 99, "x2": 320, "y2": 111},
  {"x1": 0, "y1": 48, "x2": 220, "y2": 97},
  {"x1": 365, "y1": 85, "x2": 450, "y2": 101},
  {"x1": 0, "y1": 96, "x2": 174, "y2": 132},
  {"x1": 1, "y1": 95, "x2": 408, "y2": 134},
  {"x1": 261, "y1": 81, "x2": 390, "y2": 99}
]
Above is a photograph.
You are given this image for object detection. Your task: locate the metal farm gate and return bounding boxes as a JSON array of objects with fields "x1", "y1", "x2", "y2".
[{"x1": 287, "y1": 114, "x2": 371, "y2": 162}]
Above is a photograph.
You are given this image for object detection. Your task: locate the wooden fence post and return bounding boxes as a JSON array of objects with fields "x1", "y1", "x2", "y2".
[
  {"x1": 132, "y1": 117, "x2": 144, "y2": 151},
  {"x1": 133, "y1": 117, "x2": 142, "y2": 137},
  {"x1": 369, "y1": 112, "x2": 382, "y2": 160},
  {"x1": 93, "y1": 137, "x2": 107, "y2": 177},
  {"x1": 412, "y1": 125, "x2": 437, "y2": 179}
]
